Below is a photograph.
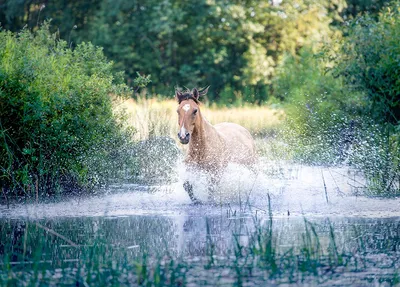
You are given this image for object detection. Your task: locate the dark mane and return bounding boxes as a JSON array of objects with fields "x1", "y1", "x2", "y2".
[
  {"x1": 176, "y1": 86, "x2": 209, "y2": 104},
  {"x1": 177, "y1": 90, "x2": 200, "y2": 104}
]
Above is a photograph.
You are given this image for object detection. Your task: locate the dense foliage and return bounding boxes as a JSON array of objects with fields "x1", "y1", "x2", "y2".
[
  {"x1": 274, "y1": 2, "x2": 400, "y2": 195},
  {"x1": 339, "y1": 0, "x2": 391, "y2": 21},
  {"x1": 336, "y1": 3, "x2": 400, "y2": 195},
  {"x1": 0, "y1": 0, "x2": 349, "y2": 102},
  {"x1": 0, "y1": 0, "x2": 399, "y2": 196},
  {"x1": 0, "y1": 24, "x2": 135, "y2": 198},
  {"x1": 336, "y1": 3, "x2": 400, "y2": 125},
  {"x1": 273, "y1": 49, "x2": 364, "y2": 164}
]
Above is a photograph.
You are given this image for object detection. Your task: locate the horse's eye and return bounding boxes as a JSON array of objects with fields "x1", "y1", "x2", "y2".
[{"x1": 193, "y1": 109, "x2": 198, "y2": 115}]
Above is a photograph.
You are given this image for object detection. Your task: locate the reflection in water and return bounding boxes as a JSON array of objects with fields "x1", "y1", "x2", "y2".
[
  {"x1": 1, "y1": 163, "x2": 399, "y2": 285},
  {"x1": 1, "y1": 215, "x2": 399, "y2": 261},
  {"x1": 0, "y1": 213, "x2": 399, "y2": 286}
]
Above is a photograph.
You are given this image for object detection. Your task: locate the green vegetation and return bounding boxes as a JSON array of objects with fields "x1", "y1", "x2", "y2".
[
  {"x1": 336, "y1": 2, "x2": 400, "y2": 125},
  {"x1": 0, "y1": 0, "x2": 392, "y2": 100},
  {"x1": 272, "y1": 2, "x2": 400, "y2": 196},
  {"x1": 1, "y1": 0, "x2": 399, "y2": 197},
  {"x1": 272, "y1": 48, "x2": 366, "y2": 164},
  {"x1": 0, "y1": 24, "x2": 140, "y2": 199},
  {"x1": 0, "y1": 0, "x2": 354, "y2": 102},
  {"x1": 1, "y1": 209, "x2": 399, "y2": 286},
  {"x1": 336, "y1": 2, "x2": 400, "y2": 195},
  {"x1": 1, "y1": 2, "x2": 399, "y2": 285}
]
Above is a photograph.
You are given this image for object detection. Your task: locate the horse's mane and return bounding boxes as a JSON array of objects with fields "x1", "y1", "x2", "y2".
[{"x1": 176, "y1": 89, "x2": 200, "y2": 104}]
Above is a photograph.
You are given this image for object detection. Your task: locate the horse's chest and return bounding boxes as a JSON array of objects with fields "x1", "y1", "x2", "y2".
[{"x1": 187, "y1": 150, "x2": 227, "y2": 172}]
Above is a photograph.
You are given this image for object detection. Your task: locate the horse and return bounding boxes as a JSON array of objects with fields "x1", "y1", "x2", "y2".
[{"x1": 175, "y1": 87, "x2": 256, "y2": 204}]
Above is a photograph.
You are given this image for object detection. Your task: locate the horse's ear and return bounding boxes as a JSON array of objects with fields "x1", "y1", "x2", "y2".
[
  {"x1": 199, "y1": 85, "x2": 210, "y2": 96},
  {"x1": 175, "y1": 89, "x2": 183, "y2": 102},
  {"x1": 192, "y1": 88, "x2": 200, "y2": 100}
]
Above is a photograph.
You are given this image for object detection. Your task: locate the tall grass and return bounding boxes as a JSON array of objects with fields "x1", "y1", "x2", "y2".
[{"x1": 116, "y1": 96, "x2": 284, "y2": 141}]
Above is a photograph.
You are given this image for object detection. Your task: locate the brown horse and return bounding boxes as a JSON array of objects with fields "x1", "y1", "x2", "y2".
[{"x1": 176, "y1": 87, "x2": 256, "y2": 203}]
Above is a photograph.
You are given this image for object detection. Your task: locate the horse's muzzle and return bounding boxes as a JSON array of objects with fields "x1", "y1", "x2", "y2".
[{"x1": 178, "y1": 132, "x2": 190, "y2": 144}]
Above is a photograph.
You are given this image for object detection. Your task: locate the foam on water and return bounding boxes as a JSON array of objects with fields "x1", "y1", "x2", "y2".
[
  {"x1": 1, "y1": 159, "x2": 399, "y2": 219},
  {"x1": 176, "y1": 161, "x2": 272, "y2": 204},
  {"x1": 176, "y1": 159, "x2": 400, "y2": 218}
]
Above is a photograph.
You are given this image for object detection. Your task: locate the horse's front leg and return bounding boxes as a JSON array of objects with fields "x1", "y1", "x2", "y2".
[{"x1": 183, "y1": 181, "x2": 202, "y2": 205}]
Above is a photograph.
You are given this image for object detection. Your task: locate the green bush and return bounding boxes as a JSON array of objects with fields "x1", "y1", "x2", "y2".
[
  {"x1": 0, "y1": 23, "x2": 135, "y2": 199},
  {"x1": 273, "y1": 48, "x2": 365, "y2": 164},
  {"x1": 335, "y1": 2, "x2": 400, "y2": 125},
  {"x1": 273, "y1": 3, "x2": 400, "y2": 195},
  {"x1": 333, "y1": 2, "x2": 400, "y2": 195}
]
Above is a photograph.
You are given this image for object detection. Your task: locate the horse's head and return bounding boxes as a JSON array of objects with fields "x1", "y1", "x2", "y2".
[{"x1": 175, "y1": 86, "x2": 209, "y2": 144}]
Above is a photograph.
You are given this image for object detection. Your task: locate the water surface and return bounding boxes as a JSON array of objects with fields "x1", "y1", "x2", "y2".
[{"x1": 1, "y1": 162, "x2": 399, "y2": 286}]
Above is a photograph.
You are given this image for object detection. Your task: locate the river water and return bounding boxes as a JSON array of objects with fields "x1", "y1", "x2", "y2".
[{"x1": 1, "y1": 160, "x2": 399, "y2": 286}]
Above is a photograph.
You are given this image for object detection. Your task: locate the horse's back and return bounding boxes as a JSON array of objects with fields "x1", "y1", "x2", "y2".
[{"x1": 214, "y1": 122, "x2": 256, "y2": 165}]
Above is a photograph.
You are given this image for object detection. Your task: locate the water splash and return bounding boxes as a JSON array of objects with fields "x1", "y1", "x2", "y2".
[{"x1": 1, "y1": 159, "x2": 399, "y2": 219}]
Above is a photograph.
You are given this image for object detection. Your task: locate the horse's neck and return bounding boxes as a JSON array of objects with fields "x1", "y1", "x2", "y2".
[{"x1": 188, "y1": 113, "x2": 220, "y2": 161}]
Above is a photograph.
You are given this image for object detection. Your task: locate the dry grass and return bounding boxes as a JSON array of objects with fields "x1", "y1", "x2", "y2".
[
  {"x1": 114, "y1": 97, "x2": 285, "y2": 141},
  {"x1": 203, "y1": 105, "x2": 284, "y2": 137}
]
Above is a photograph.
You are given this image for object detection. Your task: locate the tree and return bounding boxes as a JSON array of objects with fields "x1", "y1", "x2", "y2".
[
  {"x1": 0, "y1": 0, "x2": 346, "y2": 103},
  {"x1": 335, "y1": 1, "x2": 400, "y2": 124}
]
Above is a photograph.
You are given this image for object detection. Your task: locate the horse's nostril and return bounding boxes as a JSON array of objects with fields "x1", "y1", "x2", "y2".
[{"x1": 178, "y1": 132, "x2": 188, "y2": 140}]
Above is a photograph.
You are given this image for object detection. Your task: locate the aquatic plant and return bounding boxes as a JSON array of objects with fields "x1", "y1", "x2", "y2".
[{"x1": 1, "y1": 203, "x2": 399, "y2": 286}]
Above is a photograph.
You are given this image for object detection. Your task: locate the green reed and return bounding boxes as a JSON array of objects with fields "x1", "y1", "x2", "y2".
[{"x1": 1, "y1": 208, "x2": 399, "y2": 286}]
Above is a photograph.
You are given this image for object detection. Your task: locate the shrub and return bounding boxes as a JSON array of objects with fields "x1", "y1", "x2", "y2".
[
  {"x1": 333, "y1": 2, "x2": 400, "y2": 195},
  {"x1": 335, "y1": 2, "x2": 400, "y2": 125},
  {"x1": 0, "y1": 23, "x2": 135, "y2": 199},
  {"x1": 273, "y1": 48, "x2": 365, "y2": 164},
  {"x1": 273, "y1": 4, "x2": 400, "y2": 195}
]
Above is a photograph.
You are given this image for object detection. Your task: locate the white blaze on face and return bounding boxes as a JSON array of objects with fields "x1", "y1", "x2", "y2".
[
  {"x1": 179, "y1": 125, "x2": 187, "y2": 138},
  {"x1": 179, "y1": 104, "x2": 191, "y2": 138}
]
